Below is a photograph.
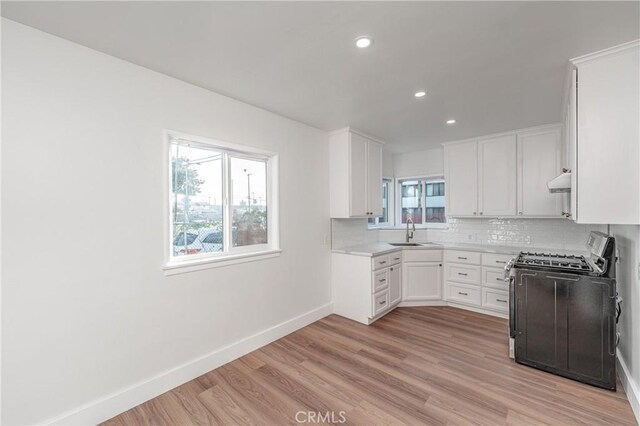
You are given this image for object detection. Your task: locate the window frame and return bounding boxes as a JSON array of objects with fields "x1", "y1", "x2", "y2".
[
  {"x1": 368, "y1": 177, "x2": 394, "y2": 228},
  {"x1": 395, "y1": 175, "x2": 448, "y2": 229},
  {"x1": 163, "y1": 130, "x2": 280, "y2": 275}
]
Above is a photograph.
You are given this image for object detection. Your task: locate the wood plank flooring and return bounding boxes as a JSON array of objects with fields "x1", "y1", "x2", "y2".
[{"x1": 103, "y1": 307, "x2": 637, "y2": 425}]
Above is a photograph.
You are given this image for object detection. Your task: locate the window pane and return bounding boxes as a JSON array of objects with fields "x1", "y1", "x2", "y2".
[
  {"x1": 425, "y1": 181, "x2": 446, "y2": 223},
  {"x1": 171, "y1": 142, "x2": 224, "y2": 257},
  {"x1": 401, "y1": 181, "x2": 422, "y2": 224},
  {"x1": 230, "y1": 157, "x2": 267, "y2": 247}
]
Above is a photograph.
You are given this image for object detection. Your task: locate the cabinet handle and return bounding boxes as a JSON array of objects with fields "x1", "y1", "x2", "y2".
[
  {"x1": 458, "y1": 292, "x2": 468, "y2": 296},
  {"x1": 479, "y1": 212, "x2": 483, "y2": 215},
  {"x1": 379, "y1": 279, "x2": 386, "y2": 283},
  {"x1": 518, "y1": 212, "x2": 523, "y2": 215},
  {"x1": 457, "y1": 256, "x2": 467, "y2": 260},
  {"x1": 496, "y1": 277, "x2": 503, "y2": 281},
  {"x1": 379, "y1": 261, "x2": 387, "y2": 264},
  {"x1": 458, "y1": 272, "x2": 468, "y2": 276},
  {"x1": 496, "y1": 299, "x2": 507, "y2": 303},
  {"x1": 495, "y1": 260, "x2": 506, "y2": 264},
  {"x1": 390, "y1": 267, "x2": 394, "y2": 271},
  {"x1": 379, "y1": 300, "x2": 386, "y2": 305},
  {"x1": 473, "y1": 212, "x2": 477, "y2": 215}
]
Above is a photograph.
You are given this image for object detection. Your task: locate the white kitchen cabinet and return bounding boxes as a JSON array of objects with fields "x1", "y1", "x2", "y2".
[
  {"x1": 402, "y1": 262, "x2": 442, "y2": 301},
  {"x1": 568, "y1": 41, "x2": 639, "y2": 224},
  {"x1": 388, "y1": 264, "x2": 402, "y2": 305},
  {"x1": 517, "y1": 128, "x2": 562, "y2": 217},
  {"x1": 478, "y1": 135, "x2": 517, "y2": 216},
  {"x1": 367, "y1": 141, "x2": 383, "y2": 217},
  {"x1": 444, "y1": 141, "x2": 478, "y2": 216},
  {"x1": 332, "y1": 250, "x2": 400, "y2": 325},
  {"x1": 443, "y1": 124, "x2": 563, "y2": 219},
  {"x1": 329, "y1": 128, "x2": 384, "y2": 218}
]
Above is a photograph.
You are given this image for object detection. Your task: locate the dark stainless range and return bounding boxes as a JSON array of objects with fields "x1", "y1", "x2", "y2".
[{"x1": 505, "y1": 231, "x2": 620, "y2": 390}]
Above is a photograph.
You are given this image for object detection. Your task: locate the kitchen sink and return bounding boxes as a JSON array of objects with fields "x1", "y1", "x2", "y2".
[{"x1": 389, "y1": 243, "x2": 423, "y2": 246}]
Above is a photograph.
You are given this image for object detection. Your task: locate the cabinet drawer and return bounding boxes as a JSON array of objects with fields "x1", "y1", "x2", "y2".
[
  {"x1": 372, "y1": 269, "x2": 389, "y2": 293},
  {"x1": 403, "y1": 249, "x2": 442, "y2": 263},
  {"x1": 483, "y1": 267, "x2": 509, "y2": 290},
  {"x1": 447, "y1": 282, "x2": 481, "y2": 306},
  {"x1": 445, "y1": 263, "x2": 481, "y2": 285},
  {"x1": 372, "y1": 255, "x2": 390, "y2": 271},
  {"x1": 445, "y1": 250, "x2": 481, "y2": 265},
  {"x1": 482, "y1": 288, "x2": 509, "y2": 313},
  {"x1": 389, "y1": 251, "x2": 403, "y2": 266},
  {"x1": 482, "y1": 253, "x2": 515, "y2": 268},
  {"x1": 372, "y1": 289, "x2": 390, "y2": 317}
]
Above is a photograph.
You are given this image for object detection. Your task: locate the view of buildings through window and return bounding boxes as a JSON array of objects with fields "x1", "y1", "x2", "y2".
[
  {"x1": 170, "y1": 140, "x2": 268, "y2": 258},
  {"x1": 400, "y1": 179, "x2": 445, "y2": 224}
]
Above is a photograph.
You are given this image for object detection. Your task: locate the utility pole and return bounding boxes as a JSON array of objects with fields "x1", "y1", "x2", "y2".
[{"x1": 245, "y1": 169, "x2": 252, "y2": 213}]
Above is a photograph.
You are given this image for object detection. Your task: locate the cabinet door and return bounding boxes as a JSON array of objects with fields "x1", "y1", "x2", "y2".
[
  {"x1": 568, "y1": 69, "x2": 577, "y2": 219},
  {"x1": 349, "y1": 133, "x2": 368, "y2": 217},
  {"x1": 517, "y1": 129, "x2": 562, "y2": 217},
  {"x1": 389, "y1": 265, "x2": 401, "y2": 306},
  {"x1": 444, "y1": 141, "x2": 478, "y2": 216},
  {"x1": 402, "y1": 262, "x2": 442, "y2": 301},
  {"x1": 367, "y1": 141, "x2": 383, "y2": 217},
  {"x1": 478, "y1": 135, "x2": 517, "y2": 216}
]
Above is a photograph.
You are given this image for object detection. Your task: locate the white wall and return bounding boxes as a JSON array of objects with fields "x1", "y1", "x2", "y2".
[
  {"x1": 382, "y1": 150, "x2": 394, "y2": 177},
  {"x1": 1, "y1": 19, "x2": 331, "y2": 425},
  {"x1": 612, "y1": 225, "x2": 640, "y2": 418},
  {"x1": 393, "y1": 147, "x2": 443, "y2": 178}
]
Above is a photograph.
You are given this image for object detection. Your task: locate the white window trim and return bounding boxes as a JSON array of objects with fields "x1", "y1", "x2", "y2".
[
  {"x1": 395, "y1": 174, "x2": 448, "y2": 229},
  {"x1": 162, "y1": 130, "x2": 280, "y2": 275},
  {"x1": 368, "y1": 177, "x2": 395, "y2": 229}
]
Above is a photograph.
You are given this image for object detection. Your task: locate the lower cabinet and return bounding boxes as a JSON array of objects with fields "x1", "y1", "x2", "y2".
[
  {"x1": 402, "y1": 262, "x2": 442, "y2": 301},
  {"x1": 444, "y1": 250, "x2": 512, "y2": 316},
  {"x1": 332, "y1": 251, "x2": 402, "y2": 325},
  {"x1": 389, "y1": 265, "x2": 402, "y2": 305},
  {"x1": 332, "y1": 248, "x2": 512, "y2": 325}
]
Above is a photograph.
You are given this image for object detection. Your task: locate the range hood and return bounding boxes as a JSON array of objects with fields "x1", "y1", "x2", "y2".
[{"x1": 547, "y1": 170, "x2": 571, "y2": 193}]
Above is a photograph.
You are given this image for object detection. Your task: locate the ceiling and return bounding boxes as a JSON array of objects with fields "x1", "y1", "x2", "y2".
[{"x1": 3, "y1": 2, "x2": 639, "y2": 153}]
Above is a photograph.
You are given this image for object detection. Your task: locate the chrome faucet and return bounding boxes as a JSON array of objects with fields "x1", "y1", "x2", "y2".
[{"x1": 406, "y1": 216, "x2": 415, "y2": 243}]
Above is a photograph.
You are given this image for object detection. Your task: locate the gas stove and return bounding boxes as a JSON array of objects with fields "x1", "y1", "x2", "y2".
[{"x1": 514, "y1": 252, "x2": 594, "y2": 274}]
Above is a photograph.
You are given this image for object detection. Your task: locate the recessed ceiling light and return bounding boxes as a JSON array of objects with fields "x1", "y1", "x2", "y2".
[
  {"x1": 414, "y1": 91, "x2": 426, "y2": 98},
  {"x1": 446, "y1": 119, "x2": 456, "y2": 125},
  {"x1": 355, "y1": 36, "x2": 373, "y2": 48}
]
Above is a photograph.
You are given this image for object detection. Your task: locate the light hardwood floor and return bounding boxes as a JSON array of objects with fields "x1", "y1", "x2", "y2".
[{"x1": 103, "y1": 307, "x2": 637, "y2": 425}]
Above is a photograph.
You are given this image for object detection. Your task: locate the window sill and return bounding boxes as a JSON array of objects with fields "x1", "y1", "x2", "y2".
[{"x1": 163, "y1": 248, "x2": 282, "y2": 276}]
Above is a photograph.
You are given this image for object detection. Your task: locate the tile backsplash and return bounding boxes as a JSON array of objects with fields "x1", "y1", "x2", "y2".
[
  {"x1": 423, "y1": 218, "x2": 607, "y2": 251},
  {"x1": 331, "y1": 218, "x2": 378, "y2": 249},
  {"x1": 333, "y1": 218, "x2": 607, "y2": 251}
]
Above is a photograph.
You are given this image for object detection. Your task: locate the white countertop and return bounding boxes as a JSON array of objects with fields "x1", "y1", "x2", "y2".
[{"x1": 331, "y1": 241, "x2": 582, "y2": 257}]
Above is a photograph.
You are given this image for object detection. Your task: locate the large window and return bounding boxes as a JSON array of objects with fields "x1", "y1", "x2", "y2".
[
  {"x1": 368, "y1": 179, "x2": 392, "y2": 226},
  {"x1": 167, "y1": 132, "x2": 277, "y2": 267},
  {"x1": 398, "y1": 178, "x2": 446, "y2": 225}
]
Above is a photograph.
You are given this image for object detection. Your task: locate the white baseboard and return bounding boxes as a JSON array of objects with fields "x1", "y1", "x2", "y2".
[
  {"x1": 43, "y1": 303, "x2": 334, "y2": 426},
  {"x1": 398, "y1": 300, "x2": 447, "y2": 307},
  {"x1": 617, "y1": 350, "x2": 640, "y2": 424},
  {"x1": 445, "y1": 302, "x2": 508, "y2": 319}
]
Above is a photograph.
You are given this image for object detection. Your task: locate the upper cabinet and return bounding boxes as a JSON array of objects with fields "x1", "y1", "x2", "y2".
[
  {"x1": 444, "y1": 141, "x2": 478, "y2": 216},
  {"x1": 517, "y1": 128, "x2": 562, "y2": 217},
  {"x1": 330, "y1": 128, "x2": 384, "y2": 218},
  {"x1": 478, "y1": 135, "x2": 517, "y2": 217},
  {"x1": 444, "y1": 125, "x2": 562, "y2": 218},
  {"x1": 566, "y1": 41, "x2": 639, "y2": 224}
]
